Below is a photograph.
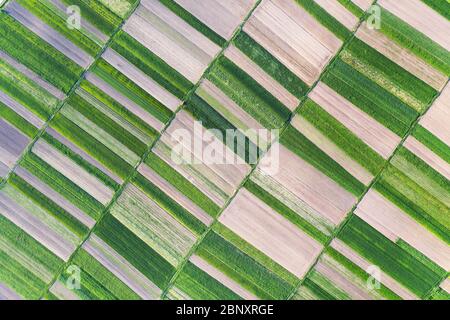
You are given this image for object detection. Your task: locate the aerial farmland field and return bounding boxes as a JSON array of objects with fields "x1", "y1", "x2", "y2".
[{"x1": 0, "y1": 0, "x2": 448, "y2": 305}]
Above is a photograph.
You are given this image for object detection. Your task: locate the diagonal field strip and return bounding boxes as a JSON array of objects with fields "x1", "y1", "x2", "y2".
[
  {"x1": 40, "y1": 0, "x2": 265, "y2": 298},
  {"x1": 161, "y1": 0, "x2": 380, "y2": 298}
]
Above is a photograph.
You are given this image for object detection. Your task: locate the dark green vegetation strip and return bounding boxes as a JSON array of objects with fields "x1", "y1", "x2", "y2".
[
  {"x1": 281, "y1": 125, "x2": 365, "y2": 196},
  {"x1": 209, "y1": 56, "x2": 291, "y2": 129},
  {"x1": 42, "y1": 132, "x2": 121, "y2": 191},
  {"x1": 234, "y1": 32, "x2": 309, "y2": 98},
  {"x1": 412, "y1": 126, "x2": 450, "y2": 164},
  {"x1": 93, "y1": 59, "x2": 173, "y2": 124},
  {"x1": 185, "y1": 94, "x2": 260, "y2": 163},
  {"x1": 70, "y1": 249, "x2": 141, "y2": 300},
  {"x1": 338, "y1": 216, "x2": 446, "y2": 297},
  {"x1": 244, "y1": 179, "x2": 329, "y2": 244},
  {"x1": 8, "y1": 173, "x2": 89, "y2": 237},
  {"x1": 133, "y1": 173, "x2": 207, "y2": 235},
  {"x1": 68, "y1": 93, "x2": 147, "y2": 157},
  {"x1": 51, "y1": 113, "x2": 135, "y2": 179},
  {"x1": 213, "y1": 223, "x2": 300, "y2": 286},
  {"x1": 0, "y1": 214, "x2": 63, "y2": 299},
  {"x1": 197, "y1": 231, "x2": 295, "y2": 299},
  {"x1": 294, "y1": 0, "x2": 352, "y2": 40},
  {"x1": 17, "y1": 0, "x2": 100, "y2": 56},
  {"x1": 0, "y1": 13, "x2": 83, "y2": 93},
  {"x1": 430, "y1": 288, "x2": 450, "y2": 300},
  {"x1": 80, "y1": 80, "x2": 158, "y2": 140},
  {"x1": 21, "y1": 152, "x2": 104, "y2": 220},
  {"x1": 158, "y1": 0, "x2": 225, "y2": 46},
  {"x1": 396, "y1": 239, "x2": 446, "y2": 276},
  {"x1": 173, "y1": 261, "x2": 242, "y2": 300},
  {"x1": 299, "y1": 99, "x2": 385, "y2": 175},
  {"x1": 95, "y1": 214, "x2": 176, "y2": 289},
  {"x1": 0, "y1": 59, "x2": 59, "y2": 120},
  {"x1": 145, "y1": 152, "x2": 221, "y2": 218},
  {"x1": 337, "y1": 0, "x2": 364, "y2": 17},
  {"x1": 421, "y1": 0, "x2": 450, "y2": 22},
  {"x1": 60, "y1": 0, "x2": 122, "y2": 35},
  {"x1": 0, "y1": 101, "x2": 39, "y2": 138},
  {"x1": 345, "y1": 37, "x2": 437, "y2": 110},
  {"x1": 323, "y1": 59, "x2": 418, "y2": 136},
  {"x1": 112, "y1": 31, "x2": 193, "y2": 99},
  {"x1": 380, "y1": 8, "x2": 450, "y2": 75}
]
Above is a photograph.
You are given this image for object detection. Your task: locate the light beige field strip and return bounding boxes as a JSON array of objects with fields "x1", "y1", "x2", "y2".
[
  {"x1": 351, "y1": 0, "x2": 373, "y2": 11},
  {"x1": 441, "y1": 278, "x2": 450, "y2": 294},
  {"x1": 403, "y1": 137, "x2": 450, "y2": 181},
  {"x1": 0, "y1": 90, "x2": 45, "y2": 129},
  {"x1": 138, "y1": 163, "x2": 214, "y2": 226},
  {"x1": 378, "y1": 0, "x2": 450, "y2": 51},
  {"x1": 84, "y1": 235, "x2": 161, "y2": 300},
  {"x1": 102, "y1": 48, "x2": 181, "y2": 111},
  {"x1": 356, "y1": 190, "x2": 450, "y2": 270},
  {"x1": 190, "y1": 255, "x2": 258, "y2": 300},
  {"x1": 356, "y1": 26, "x2": 447, "y2": 91},
  {"x1": 32, "y1": 140, "x2": 115, "y2": 205},
  {"x1": 85, "y1": 73, "x2": 165, "y2": 132},
  {"x1": 419, "y1": 83, "x2": 450, "y2": 147},
  {"x1": 0, "y1": 192, "x2": 75, "y2": 261},
  {"x1": 330, "y1": 238, "x2": 418, "y2": 300},
  {"x1": 291, "y1": 115, "x2": 374, "y2": 185},
  {"x1": 175, "y1": 0, "x2": 256, "y2": 40},
  {"x1": 314, "y1": 0, "x2": 359, "y2": 30},
  {"x1": 224, "y1": 45, "x2": 299, "y2": 110},
  {"x1": 310, "y1": 82, "x2": 401, "y2": 158},
  {"x1": 220, "y1": 189, "x2": 323, "y2": 278}
]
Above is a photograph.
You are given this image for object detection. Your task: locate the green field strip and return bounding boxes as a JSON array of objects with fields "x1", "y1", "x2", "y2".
[
  {"x1": 233, "y1": 32, "x2": 309, "y2": 98},
  {"x1": 144, "y1": 152, "x2": 221, "y2": 218},
  {"x1": 396, "y1": 239, "x2": 446, "y2": 276},
  {"x1": 171, "y1": 261, "x2": 242, "y2": 300},
  {"x1": 213, "y1": 223, "x2": 299, "y2": 286},
  {"x1": 338, "y1": 215, "x2": 446, "y2": 297},
  {"x1": 50, "y1": 113, "x2": 135, "y2": 179},
  {"x1": 299, "y1": 99, "x2": 385, "y2": 175},
  {"x1": 0, "y1": 13, "x2": 83, "y2": 93},
  {"x1": 68, "y1": 93, "x2": 148, "y2": 157},
  {"x1": 294, "y1": 0, "x2": 352, "y2": 40},
  {"x1": 421, "y1": 0, "x2": 450, "y2": 20},
  {"x1": 324, "y1": 248, "x2": 401, "y2": 300},
  {"x1": 208, "y1": 56, "x2": 291, "y2": 129},
  {"x1": 112, "y1": 30, "x2": 193, "y2": 99},
  {"x1": 0, "y1": 214, "x2": 63, "y2": 299},
  {"x1": 158, "y1": 0, "x2": 226, "y2": 46},
  {"x1": 380, "y1": 7, "x2": 450, "y2": 76},
  {"x1": 17, "y1": 0, "x2": 101, "y2": 56},
  {"x1": 343, "y1": 37, "x2": 437, "y2": 112},
  {"x1": 41, "y1": 132, "x2": 121, "y2": 192},
  {"x1": 93, "y1": 58, "x2": 173, "y2": 124},
  {"x1": 301, "y1": 270, "x2": 351, "y2": 300},
  {"x1": 133, "y1": 173, "x2": 207, "y2": 236},
  {"x1": 323, "y1": 58, "x2": 418, "y2": 136},
  {"x1": 59, "y1": 0, "x2": 123, "y2": 35},
  {"x1": 8, "y1": 173, "x2": 89, "y2": 238},
  {"x1": 244, "y1": 179, "x2": 329, "y2": 244},
  {"x1": 21, "y1": 152, "x2": 104, "y2": 220},
  {"x1": 281, "y1": 125, "x2": 366, "y2": 196},
  {"x1": 184, "y1": 93, "x2": 260, "y2": 164},
  {"x1": 0, "y1": 101, "x2": 39, "y2": 138},
  {"x1": 429, "y1": 288, "x2": 450, "y2": 300},
  {"x1": 67, "y1": 249, "x2": 141, "y2": 300},
  {"x1": 412, "y1": 125, "x2": 450, "y2": 164},
  {"x1": 196, "y1": 231, "x2": 295, "y2": 300},
  {"x1": 0, "y1": 59, "x2": 59, "y2": 120},
  {"x1": 79, "y1": 80, "x2": 159, "y2": 140},
  {"x1": 337, "y1": 0, "x2": 365, "y2": 18},
  {"x1": 95, "y1": 214, "x2": 176, "y2": 289}
]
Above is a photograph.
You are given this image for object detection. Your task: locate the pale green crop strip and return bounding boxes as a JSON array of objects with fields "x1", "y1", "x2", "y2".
[{"x1": 286, "y1": 0, "x2": 450, "y2": 300}]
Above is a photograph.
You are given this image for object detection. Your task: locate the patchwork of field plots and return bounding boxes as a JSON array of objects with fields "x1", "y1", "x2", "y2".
[{"x1": 0, "y1": 0, "x2": 449, "y2": 300}]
